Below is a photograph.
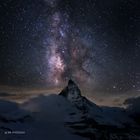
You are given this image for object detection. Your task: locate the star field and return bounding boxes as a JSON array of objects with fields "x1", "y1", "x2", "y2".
[{"x1": 0, "y1": 0, "x2": 140, "y2": 93}]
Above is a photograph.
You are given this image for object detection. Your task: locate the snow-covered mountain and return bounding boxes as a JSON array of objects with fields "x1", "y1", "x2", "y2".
[
  {"x1": 60, "y1": 80, "x2": 134, "y2": 127},
  {"x1": 0, "y1": 80, "x2": 140, "y2": 140}
]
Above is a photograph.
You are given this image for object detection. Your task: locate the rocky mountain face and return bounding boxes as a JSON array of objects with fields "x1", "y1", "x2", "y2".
[
  {"x1": 60, "y1": 80, "x2": 90, "y2": 111},
  {"x1": 59, "y1": 80, "x2": 82, "y2": 103}
]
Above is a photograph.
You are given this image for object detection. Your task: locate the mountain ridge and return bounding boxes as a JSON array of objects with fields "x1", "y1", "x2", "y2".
[{"x1": 0, "y1": 80, "x2": 140, "y2": 140}]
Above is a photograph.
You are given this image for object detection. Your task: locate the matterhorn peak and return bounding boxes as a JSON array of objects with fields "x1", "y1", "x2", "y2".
[
  {"x1": 59, "y1": 80, "x2": 90, "y2": 112},
  {"x1": 59, "y1": 80, "x2": 81, "y2": 101},
  {"x1": 68, "y1": 79, "x2": 76, "y2": 87}
]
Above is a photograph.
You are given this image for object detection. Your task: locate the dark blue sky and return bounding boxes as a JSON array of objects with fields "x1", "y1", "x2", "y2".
[{"x1": 0, "y1": 0, "x2": 140, "y2": 92}]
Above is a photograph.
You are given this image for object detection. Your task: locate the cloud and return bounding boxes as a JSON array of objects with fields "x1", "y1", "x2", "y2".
[
  {"x1": 0, "y1": 92, "x2": 16, "y2": 97},
  {"x1": 124, "y1": 96, "x2": 140, "y2": 114},
  {"x1": 0, "y1": 99, "x2": 29, "y2": 121}
]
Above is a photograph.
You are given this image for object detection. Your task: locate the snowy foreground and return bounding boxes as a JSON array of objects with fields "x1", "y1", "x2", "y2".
[{"x1": 0, "y1": 80, "x2": 140, "y2": 140}]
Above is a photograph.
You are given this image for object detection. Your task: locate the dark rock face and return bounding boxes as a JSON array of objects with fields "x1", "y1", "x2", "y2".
[
  {"x1": 59, "y1": 80, "x2": 88, "y2": 112},
  {"x1": 59, "y1": 80, "x2": 99, "y2": 113},
  {"x1": 59, "y1": 80, "x2": 81, "y2": 99}
]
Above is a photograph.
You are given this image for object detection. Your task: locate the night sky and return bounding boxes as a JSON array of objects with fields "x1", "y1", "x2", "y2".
[{"x1": 0, "y1": 0, "x2": 140, "y2": 93}]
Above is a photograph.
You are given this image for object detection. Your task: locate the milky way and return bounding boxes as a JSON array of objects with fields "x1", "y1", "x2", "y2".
[
  {"x1": 46, "y1": 11, "x2": 65, "y2": 85},
  {"x1": 43, "y1": 0, "x2": 94, "y2": 86},
  {"x1": 0, "y1": 0, "x2": 140, "y2": 92}
]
